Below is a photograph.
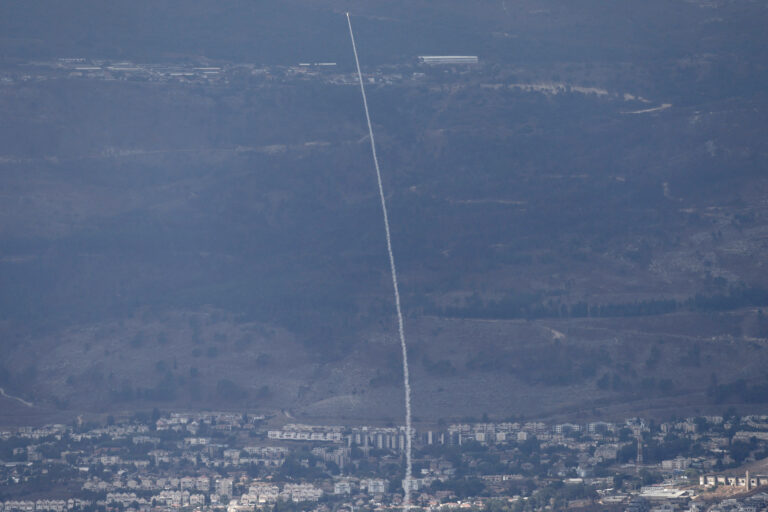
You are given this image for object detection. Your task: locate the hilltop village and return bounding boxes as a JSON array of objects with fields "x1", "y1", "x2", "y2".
[
  {"x1": 2, "y1": 411, "x2": 768, "y2": 512},
  {"x1": 0, "y1": 57, "x2": 422, "y2": 89}
]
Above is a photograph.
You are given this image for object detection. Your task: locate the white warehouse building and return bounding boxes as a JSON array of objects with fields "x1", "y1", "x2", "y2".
[{"x1": 417, "y1": 55, "x2": 479, "y2": 65}]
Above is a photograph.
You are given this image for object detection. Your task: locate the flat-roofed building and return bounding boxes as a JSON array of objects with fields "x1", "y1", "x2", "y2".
[{"x1": 418, "y1": 55, "x2": 478, "y2": 65}]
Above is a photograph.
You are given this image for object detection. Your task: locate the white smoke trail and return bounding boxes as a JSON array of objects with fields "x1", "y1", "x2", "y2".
[{"x1": 346, "y1": 12, "x2": 414, "y2": 509}]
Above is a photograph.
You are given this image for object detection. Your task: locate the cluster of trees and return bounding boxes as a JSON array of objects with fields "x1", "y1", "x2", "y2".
[
  {"x1": 487, "y1": 481, "x2": 598, "y2": 512},
  {"x1": 430, "y1": 478, "x2": 486, "y2": 499},
  {"x1": 432, "y1": 286, "x2": 768, "y2": 322},
  {"x1": 707, "y1": 378, "x2": 768, "y2": 404},
  {"x1": 421, "y1": 356, "x2": 458, "y2": 377},
  {"x1": 597, "y1": 372, "x2": 675, "y2": 395},
  {"x1": 464, "y1": 344, "x2": 609, "y2": 387},
  {"x1": 617, "y1": 434, "x2": 702, "y2": 465},
  {"x1": 107, "y1": 373, "x2": 258, "y2": 404}
]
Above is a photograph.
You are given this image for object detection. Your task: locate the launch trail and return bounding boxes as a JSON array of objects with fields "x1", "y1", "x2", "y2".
[{"x1": 345, "y1": 12, "x2": 414, "y2": 509}]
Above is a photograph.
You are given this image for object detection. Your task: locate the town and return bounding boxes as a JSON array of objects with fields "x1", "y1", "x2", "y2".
[
  {"x1": 2, "y1": 410, "x2": 768, "y2": 512},
  {"x1": 0, "y1": 57, "x2": 422, "y2": 89}
]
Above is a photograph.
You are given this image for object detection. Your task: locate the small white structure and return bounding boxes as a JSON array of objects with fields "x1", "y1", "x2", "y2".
[
  {"x1": 334, "y1": 480, "x2": 353, "y2": 495},
  {"x1": 362, "y1": 478, "x2": 389, "y2": 494},
  {"x1": 215, "y1": 478, "x2": 233, "y2": 498},
  {"x1": 417, "y1": 56, "x2": 478, "y2": 65}
]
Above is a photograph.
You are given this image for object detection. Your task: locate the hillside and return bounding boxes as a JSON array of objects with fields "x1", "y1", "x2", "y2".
[{"x1": 1, "y1": 0, "x2": 768, "y2": 424}]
